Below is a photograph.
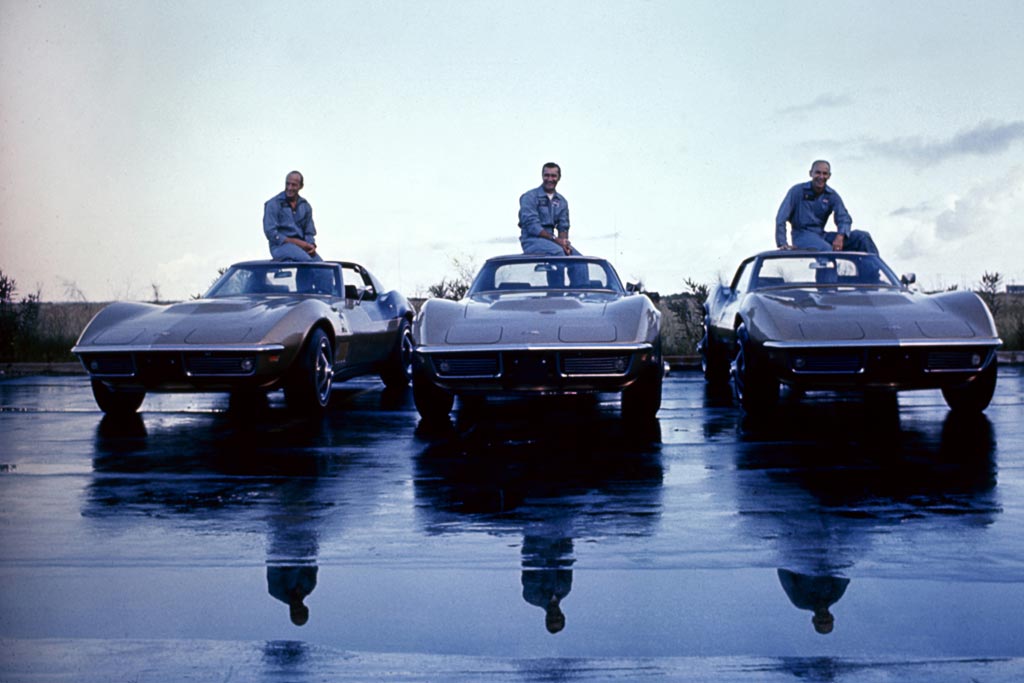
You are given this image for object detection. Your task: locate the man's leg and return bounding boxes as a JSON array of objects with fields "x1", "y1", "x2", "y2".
[
  {"x1": 843, "y1": 230, "x2": 878, "y2": 255},
  {"x1": 564, "y1": 246, "x2": 590, "y2": 287},
  {"x1": 520, "y1": 237, "x2": 567, "y2": 255},
  {"x1": 791, "y1": 230, "x2": 832, "y2": 251},
  {"x1": 270, "y1": 243, "x2": 322, "y2": 261}
]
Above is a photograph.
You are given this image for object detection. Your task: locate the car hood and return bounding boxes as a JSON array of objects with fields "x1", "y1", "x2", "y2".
[
  {"x1": 749, "y1": 288, "x2": 993, "y2": 341},
  {"x1": 420, "y1": 293, "x2": 649, "y2": 346},
  {"x1": 80, "y1": 297, "x2": 307, "y2": 347}
]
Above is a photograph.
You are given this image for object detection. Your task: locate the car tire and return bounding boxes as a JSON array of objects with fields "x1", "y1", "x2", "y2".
[
  {"x1": 90, "y1": 379, "x2": 145, "y2": 416},
  {"x1": 621, "y1": 363, "x2": 663, "y2": 422},
  {"x1": 412, "y1": 364, "x2": 454, "y2": 421},
  {"x1": 622, "y1": 339, "x2": 663, "y2": 422},
  {"x1": 284, "y1": 328, "x2": 334, "y2": 414},
  {"x1": 699, "y1": 308, "x2": 730, "y2": 384},
  {"x1": 731, "y1": 323, "x2": 778, "y2": 412},
  {"x1": 379, "y1": 320, "x2": 414, "y2": 389},
  {"x1": 228, "y1": 390, "x2": 268, "y2": 414},
  {"x1": 941, "y1": 361, "x2": 997, "y2": 413}
]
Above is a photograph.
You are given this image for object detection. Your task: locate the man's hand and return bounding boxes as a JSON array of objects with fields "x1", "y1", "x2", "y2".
[
  {"x1": 287, "y1": 237, "x2": 317, "y2": 255},
  {"x1": 554, "y1": 236, "x2": 572, "y2": 255},
  {"x1": 832, "y1": 234, "x2": 845, "y2": 251}
]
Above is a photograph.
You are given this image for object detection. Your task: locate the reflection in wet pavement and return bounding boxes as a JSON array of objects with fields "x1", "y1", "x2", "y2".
[{"x1": 1, "y1": 369, "x2": 1023, "y2": 681}]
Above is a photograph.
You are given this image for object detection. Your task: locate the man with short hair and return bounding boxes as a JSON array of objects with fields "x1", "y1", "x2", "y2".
[
  {"x1": 775, "y1": 160, "x2": 877, "y2": 254},
  {"x1": 518, "y1": 163, "x2": 581, "y2": 256},
  {"x1": 263, "y1": 170, "x2": 322, "y2": 261}
]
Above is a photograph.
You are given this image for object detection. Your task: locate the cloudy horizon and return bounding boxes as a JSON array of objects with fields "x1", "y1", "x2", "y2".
[{"x1": 2, "y1": 0, "x2": 1023, "y2": 302}]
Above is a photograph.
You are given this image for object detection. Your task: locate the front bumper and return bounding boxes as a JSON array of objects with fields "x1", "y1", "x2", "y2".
[
  {"x1": 414, "y1": 343, "x2": 657, "y2": 395},
  {"x1": 757, "y1": 339, "x2": 1000, "y2": 390},
  {"x1": 73, "y1": 343, "x2": 292, "y2": 392}
]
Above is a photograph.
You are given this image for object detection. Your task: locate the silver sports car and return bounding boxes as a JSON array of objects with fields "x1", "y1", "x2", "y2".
[
  {"x1": 73, "y1": 260, "x2": 415, "y2": 415},
  {"x1": 412, "y1": 254, "x2": 663, "y2": 421},
  {"x1": 699, "y1": 250, "x2": 1001, "y2": 413}
]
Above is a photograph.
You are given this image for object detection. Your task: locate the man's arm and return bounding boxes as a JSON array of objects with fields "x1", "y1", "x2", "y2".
[
  {"x1": 299, "y1": 202, "x2": 317, "y2": 246},
  {"x1": 775, "y1": 187, "x2": 796, "y2": 248},
  {"x1": 263, "y1": 200, "x2": 285, "y2": 246},
  {"x1": 518, "y1": 192, "x2": 545, "y2": 238},
  {"x1": 554, "y1": 196, "x2": 570, "y2": 236},
  {"x1": 554, "y1": 198, "x2": 572, "y2": 254},
  {"x1": 831, "y1": 193, "x2": 852, "y2": 236},
  {"x1": 829, "y1": 192, "x2": 852, "y2": 250},
  {"x1": 519, "y1": 192, "x2": 571, "y2": 254},
  {"x1": 264, "y1": 200, "x2": 316, "y2": 255}
]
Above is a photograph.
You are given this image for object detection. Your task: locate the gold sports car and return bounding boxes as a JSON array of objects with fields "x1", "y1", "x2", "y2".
[{"x1": 73, "y1": 260, "x2": 415, "y2": 415}]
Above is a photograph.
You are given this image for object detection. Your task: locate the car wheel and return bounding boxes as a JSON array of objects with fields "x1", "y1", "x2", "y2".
[
  {"x1": 412, "y1": 364, "x2": 454, "y2": 421},
  {"x1": 622, "y1": 339, "x2": 663, "y2": 421},
  {"x1": 380, "y1": 320, "x2": 414, "y2": 389},
  {"x1": 228, "y1": 390, "x2": 268, "y2": 414},
  {"x1": 284, "y1": 328, "x2": 334, "y2": 414},
  {"x1": 731, "y1": 323, "x2": 778, "y2": 412},
  {"x1": 941, "y1": 361, "x2": 997, "y2": 413},
  {"x1": 90, "y1": 379, "x2": 145, "y2": 416},
  {"x1": 699, "y1": 309, "x2": 730, "y2": 384},
  {"x1": 621, "y1": 363, "x2": 663, "y2": 422}
]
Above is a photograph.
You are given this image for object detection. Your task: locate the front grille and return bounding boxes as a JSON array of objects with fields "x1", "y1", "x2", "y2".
[
  {"x1": 433, "y1": 355, "x2": 500, "y2": 377},
  {"x1": 185, "y1": 354, "x2": 255, "y2": 376},
  {"x1": 133, "y1": 353, "x2": 186, "y2": 382},
  {"x1": 561, "y1": 354, "x2": 632, "y2": 375},
  {"x1": 82, "y1": 354, "x2": 135, "y2": 376},
  {"x1": 791, "y1": 352, "x2": 864, "y2": 373},
  {"x1": 926, "y1": 350, "x2": 985, "y2": 371}
]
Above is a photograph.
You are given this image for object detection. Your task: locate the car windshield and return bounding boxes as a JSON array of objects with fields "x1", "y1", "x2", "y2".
[
  {"x1": 204, "y1": 264, "x2": 341, "y2": 298},
  {"x1": 750, "y1": 254, "x2": 900, "y2": 290},
  {"x1": 468, "y1": 257, "x2": 625, "y2": 295}
]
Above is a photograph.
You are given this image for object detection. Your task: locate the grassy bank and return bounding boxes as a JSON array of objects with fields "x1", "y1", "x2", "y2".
[{"x1": 1, "y1": 302, "x2": 106, "y2": 363}]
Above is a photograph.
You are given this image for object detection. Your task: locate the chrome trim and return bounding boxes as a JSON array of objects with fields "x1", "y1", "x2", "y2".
[
  {"x1": 763, "y1": 339, "x2": 1000, "y2": 350},
  {"x1": 416, "y1": 343, "x2": 651, "y2": 355},
  {"x1": 72, "y1": 343, "x2": 286, "y2": 354}
]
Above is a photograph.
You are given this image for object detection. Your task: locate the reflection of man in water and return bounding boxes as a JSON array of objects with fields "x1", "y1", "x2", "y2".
[
  {"x1": 267, "y1": 565, "x2": 319, "y2": 626},
  {"x1": 521, "y1": 535, "x2": 574, "y2": 634},
  {"x1": 265, "y1": 479, "x2": 321, "y2": 626},
  {"x1": 777, "y1": 568, "x2": 850, "y2": 634}
]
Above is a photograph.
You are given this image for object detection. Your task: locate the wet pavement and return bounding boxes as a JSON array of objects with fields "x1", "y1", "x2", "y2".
[{"x1": 1, "y1": 367, "x2": 1023, "y2": 682}]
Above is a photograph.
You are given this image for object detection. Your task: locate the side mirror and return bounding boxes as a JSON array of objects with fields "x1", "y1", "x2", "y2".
[
  {"x1": 901, "y1": 273, "x2": 916, "y2": 286},
  {"x1": 626, "y1": 282, "x2": 639, "y2": 293}
]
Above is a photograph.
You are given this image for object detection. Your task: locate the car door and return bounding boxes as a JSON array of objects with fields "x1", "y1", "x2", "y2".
[
  {"x1": 713, "y1": 258, "x2": 755, "y2": 348},
  {"x1": 338, "y1": 263, "x2": 391, "y2": 370}
]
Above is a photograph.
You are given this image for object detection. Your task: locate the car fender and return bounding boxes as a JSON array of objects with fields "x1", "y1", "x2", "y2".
[
  {"x1": 74, "y1": 302, "x2": 164, "y2": 346},
  {"x1": 413, "y1": 298, "x2": 466, "y2": 346},
  {"x1": 929, "y1": 291, "x2": 1001, "y2": 338},
  {"x1": 262, "y1": 300, "x2": 343, "y2": 363}
]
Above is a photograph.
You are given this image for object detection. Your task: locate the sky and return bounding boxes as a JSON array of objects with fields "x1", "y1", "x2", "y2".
[{"x1": 2, "y1": 0, "x2": 1023, "y2": 301}]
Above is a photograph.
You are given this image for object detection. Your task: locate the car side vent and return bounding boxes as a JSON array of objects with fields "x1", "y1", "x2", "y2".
[
  {"x1": 562, "y1": 354, "x2": 632, "y2": 375},
  {"x1": 792, "y1": 353, "x2": 864, "y2": 373},
  {"x1": 434, "y1": 355, "x2": 500, "y2": 377},
  {"x1": 926, "y1": 350, "x2": 985, "y2": 370},
  {"x1": 184, "y1": 355, "x2": 256, "y2": 376},
  {"x1": 84, "y1": 355, "x2": 136, "y2": 376}
]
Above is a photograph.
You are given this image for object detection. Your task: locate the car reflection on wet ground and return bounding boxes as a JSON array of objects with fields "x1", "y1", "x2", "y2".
[{"x1": 0, "y1": 368, "x2": 1022, "y2": 682}]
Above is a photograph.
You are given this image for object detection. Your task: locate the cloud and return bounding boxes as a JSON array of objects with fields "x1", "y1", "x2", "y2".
[
  {"x1": 889, "y1": 200, "x2": 938, "y2": 218},
  {"x1": 887, "y1": 167, "x2": 1024, "y2": 285},
  {"x1": 777, "y1": 93, "x2": 853, "y2": 116},
  {"x1": 866, "y1": 120, "x2": 1024, "y2": 165}
]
